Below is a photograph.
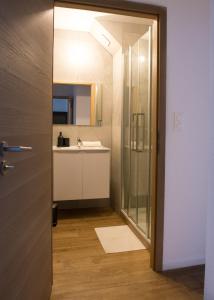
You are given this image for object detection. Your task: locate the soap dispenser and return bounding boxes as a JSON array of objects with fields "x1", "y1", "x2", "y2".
[{"x1": 57, "y1": 132, "x2": 64, "y2": 147}]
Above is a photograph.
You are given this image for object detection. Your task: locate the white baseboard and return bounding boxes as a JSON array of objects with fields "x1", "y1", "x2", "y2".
[{"x1": 163, "y1": 257, "x2": 205, "y2": 271}]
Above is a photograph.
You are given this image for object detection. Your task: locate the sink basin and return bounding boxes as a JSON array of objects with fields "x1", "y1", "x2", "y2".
[
  {"x1": 53, "y1": 145, "x2": 110, "y2": 152},
  {"x1": 80, "y1": 146, "x2": 106, "y2": 150},
  {"x1": 53, "y1": 145, "x2": 80, "y2": 151}
]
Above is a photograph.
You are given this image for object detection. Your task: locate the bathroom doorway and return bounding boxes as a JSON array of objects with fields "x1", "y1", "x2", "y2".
[{"x1": 54, "y1": 0, "x2": 166, "y2": 272}]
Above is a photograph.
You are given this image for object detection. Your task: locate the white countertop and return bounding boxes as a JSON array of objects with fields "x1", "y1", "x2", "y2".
[{"x1": 53, "y1": 145, "x2": 110, "y2": 152}]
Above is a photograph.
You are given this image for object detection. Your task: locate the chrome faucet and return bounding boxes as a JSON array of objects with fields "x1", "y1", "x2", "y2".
[{"x1": 77, "y1": 137, "x2": 82, "y2": 147}]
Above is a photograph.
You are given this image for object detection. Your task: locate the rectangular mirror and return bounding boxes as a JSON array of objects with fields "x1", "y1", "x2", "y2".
[{"x1": 53, "y1": 83, "x2": 102, "y2": 126}]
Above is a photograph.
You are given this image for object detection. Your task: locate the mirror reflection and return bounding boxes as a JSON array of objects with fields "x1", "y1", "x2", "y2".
[{"x1": 53, "y1": 83, "x2": 102, "y2": 126}]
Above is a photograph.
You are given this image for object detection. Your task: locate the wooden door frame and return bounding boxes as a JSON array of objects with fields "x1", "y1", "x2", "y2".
[{"x1": 54, "y1": 0, "x2": 166, "y2": 272}]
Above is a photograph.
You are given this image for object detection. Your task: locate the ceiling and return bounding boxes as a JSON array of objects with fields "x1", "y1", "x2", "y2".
[{"x1": 54, "y1": 7, "x2": 153, "y2": 55}]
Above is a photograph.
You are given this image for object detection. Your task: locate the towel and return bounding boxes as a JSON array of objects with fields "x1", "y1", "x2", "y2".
[{"x1": 82, "y1": 141, "x2": 102, "y2": 147}]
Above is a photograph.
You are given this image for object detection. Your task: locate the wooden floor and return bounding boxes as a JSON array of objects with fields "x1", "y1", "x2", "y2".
[{"x1": 51, "y1": 208, "x2": 204, "y2": 300}]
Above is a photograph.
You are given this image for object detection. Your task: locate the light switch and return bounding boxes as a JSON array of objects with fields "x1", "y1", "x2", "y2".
[{"x1": 173, "y1": 112, "x2": 184, "y2": 131}]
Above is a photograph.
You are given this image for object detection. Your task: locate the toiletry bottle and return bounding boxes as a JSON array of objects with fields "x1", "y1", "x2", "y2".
[{"x1": 57, "y1": 132, "x2": 64, "y2": 147}]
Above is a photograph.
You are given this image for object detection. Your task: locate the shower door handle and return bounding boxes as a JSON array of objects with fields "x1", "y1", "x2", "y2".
[
  {"x1": 132, "y1": 113, "x2": 144, "y2": 152},
  {"x1": 136, "y1": 113, "x2": 144, "y2": 152},
  {"x1": 132, "y1": 113, "x2": 138, "y2": 152},
  {"x1": 131, "y1": 113, "x2": 137, "y2": 151},
  {"x1": 136, "y1": 114, "x2": 139, "y2": 152}
]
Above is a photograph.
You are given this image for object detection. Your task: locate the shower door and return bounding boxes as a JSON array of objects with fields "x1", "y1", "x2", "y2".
[{"x1": 122, "y1": 26, "x2": 153, "y2": 240}]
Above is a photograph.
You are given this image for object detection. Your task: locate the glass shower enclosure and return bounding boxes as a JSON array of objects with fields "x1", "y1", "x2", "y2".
[{"x1": 122, "y1": 26, "x2": 154, "y2": 241}]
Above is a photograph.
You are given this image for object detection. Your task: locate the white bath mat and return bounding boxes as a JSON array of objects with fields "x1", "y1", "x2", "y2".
[{"x1": 95, "y1": 225, "x2": 146, "y2": 253}]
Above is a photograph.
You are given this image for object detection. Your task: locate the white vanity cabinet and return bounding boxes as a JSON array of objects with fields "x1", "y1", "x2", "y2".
[
  {"x1": 82, "y1": 151, "x2": 110, "y2": 199},
  {"x1": 53, "y1": 147, "x2": 110, "y2": 201},
  {"x1": 53, "y1": 151, "x2": 82, "y2": 201}
]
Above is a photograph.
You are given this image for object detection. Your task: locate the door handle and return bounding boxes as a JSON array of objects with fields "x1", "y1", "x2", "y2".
[
  {"x1": 0, "y1": 141, "x2": 32, "y2": 157},
  {"x1": 0, "y1": 160, "x2": 15, "y2": 175}
]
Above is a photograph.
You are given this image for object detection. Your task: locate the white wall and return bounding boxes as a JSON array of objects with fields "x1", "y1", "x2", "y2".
[
  {"x1": 133, "y1": 0, "x2": 210, "y2": 269},
  {"x1": 204, "y1": 0, "x2": 214, "y2": 299}
]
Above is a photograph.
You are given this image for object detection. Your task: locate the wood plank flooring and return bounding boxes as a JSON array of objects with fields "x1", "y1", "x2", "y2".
[{"x1": 51, "y1": 208, "x2": 204, "y2": 300}]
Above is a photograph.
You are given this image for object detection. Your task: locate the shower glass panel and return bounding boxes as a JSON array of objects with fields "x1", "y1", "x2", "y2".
[
  {"x1": 123, "y1": 48, "x2": 131, "y2": 214},
  {"x1": 122, "y1": 27, "x2": 152, "y2": 240},
  {"x1": 129, "y1": 39, "x2": 140, "y2": 223}
]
